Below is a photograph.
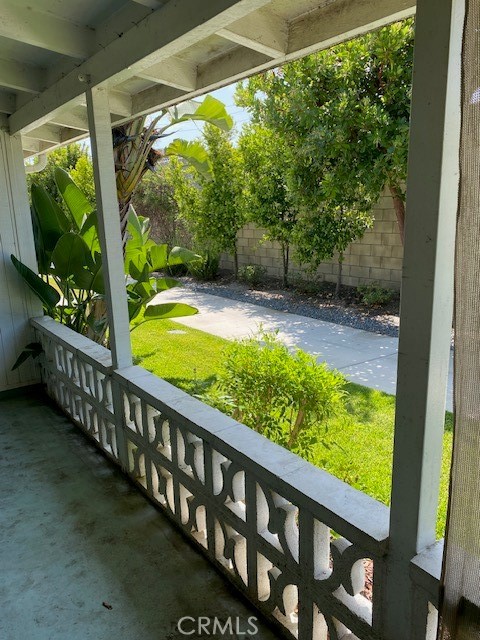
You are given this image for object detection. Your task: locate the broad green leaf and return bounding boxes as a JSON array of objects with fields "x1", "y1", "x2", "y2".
[
  {"x1": 153, "y1": 277, "x2": 181, "y2": 292},
  {"x1": 80, "y1": 211, "x2": 100, "y2": 254},
  {"x1": 169, "y1": 96, "x2": 233, "y2": 131},
  {"x1": 89, "y1": 265, "x2": 105, "y2": 295},
  {"x1": 144, "y1": 302, "x2": 198, "y2": 320},
  {"x1": 125, "y1": 246, "x2": 150, "y2": 282},
  {"x1": 169, "y1": 100, "x2": 201, "y2": 121},
  {"x1": 31, "y1": 184, "x2": 69, "y2": 251},
  {"x1": 131, "y1": 281, "x2": 156, "y2": 301},
  {"x1": 131, "y1": 277, "x2": 180, "y2": 304},
  {"x1": 138, "y1": 214, "x2": 151, "y2": 241},
  {"x1": 70, "y1": 262, "x2": 105, "y2": 295},
  {"x1": 30, "y1": 205, "x2": 49, "y2": 274},
  {"x1": 127, "y1": 300, "x2": 142, "y2": 322},
  {"x1": 51, "y1": 233, "x2": 94, "y2": 279},
  {"x1": 127, "y1": 205, "x2": 143, "y2": 247},
  {"x1": 165, "y1": 140, "x2": 211, "y2": 177},
  {"x1": 168, "y1": 246, "x2": 200, "y2": 266},
  {"x1": 148, "y1": 244, "x2": 168, "y2": 270},
  {"x1": 10, "y1": 254, "x2": 60, "y2": 312},
  {"x1": 55, "y1": 167, "x2": 93, "y2": 229}
]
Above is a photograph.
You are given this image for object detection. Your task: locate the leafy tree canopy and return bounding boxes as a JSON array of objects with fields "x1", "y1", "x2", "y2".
[
  {"x1": 236, "y1": 18, "x2": 414, "y2": 245},
  {"x1": 166, "y1": 124, "x2": 245, "y2": 274},
  {"x1": 239, "y1": 123, "x2": 299, "y2": 284},
  {"x1": 27, "y1": 143, "x2": 89, "y2": 208}
]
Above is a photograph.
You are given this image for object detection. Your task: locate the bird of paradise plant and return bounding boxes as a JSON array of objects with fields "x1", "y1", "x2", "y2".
[{"x1": 113, "y1": 95, "x2": 233, "y2": 247}]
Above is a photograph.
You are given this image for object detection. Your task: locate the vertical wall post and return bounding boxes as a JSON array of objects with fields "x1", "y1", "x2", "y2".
[
  {"x1": 380, "y1": 0, "x2": 464, "y2": 638},
  {"x1": 86, "y1": 86, "x2": 132, "y2": 371},
  {"x1": 0, "y1": 126, "x2": 43, "y2": 391}
]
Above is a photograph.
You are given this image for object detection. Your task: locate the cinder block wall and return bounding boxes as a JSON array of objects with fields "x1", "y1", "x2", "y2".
[{"x1": 220, "y1": 189, "x2": 404, "y2": 290}]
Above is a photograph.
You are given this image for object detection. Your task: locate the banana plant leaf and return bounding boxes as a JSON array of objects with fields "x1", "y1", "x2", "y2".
[
  {"x1": 55, "y1": 167, "x2": 93, "y2": 229},
  {"x1": 31, "y1": 183, "x2": 70, "y2": 252},
  {"x1": 148, "y1": 244, "x2": 168, "y2": 271},
  {"x1": 126, "y1": 205, "x2": 144, "y2": 247},
  {"x1": 10, "y1": 255, "x2": 60, "y2": 312},
  {"x1": 144, "y1": 302, "x2": 198, "y2": 320},
  {"x1": 168, "y1": 246, "x2": 200, "y2": 266},
  {"x1": 168, "y1": 95, "x2": 233, "y2": 131},
  {"x1": 165, "y1": 139, "x2": 211, "y2": 177},
  {"x1": 80, "y1": 211, "x2": 100, "y2": 254},
  {"x1": 130, "y1": 277, "x2": 181, "y2": 302},
  {"x1": 125, "y1": 244, "x2": 150, "y2": 281},
  {"x1": 51, "y1": 233, "x2": 96, "y2": 278}
]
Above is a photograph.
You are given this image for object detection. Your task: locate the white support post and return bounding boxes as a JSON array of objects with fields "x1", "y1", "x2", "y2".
[
  {"x1": 86, "y1": 87, "x2": 132, "y2": 370},
  {"x1": 380, "y1": 0, "x2": 464, "y2": 638}
]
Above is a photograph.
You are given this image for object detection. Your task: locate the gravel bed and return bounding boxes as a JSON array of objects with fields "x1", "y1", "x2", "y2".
[{"x1": 177, "y1": 276, "x2": 400, "y2": 337}]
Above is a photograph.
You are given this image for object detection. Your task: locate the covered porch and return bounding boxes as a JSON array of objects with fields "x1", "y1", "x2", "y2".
[
  {"x1": 0, "y1": 0, "x2": 476, "y2": 638},
  {"x1": 0, "y1": 388, "x2": 277, "y2": 639}
]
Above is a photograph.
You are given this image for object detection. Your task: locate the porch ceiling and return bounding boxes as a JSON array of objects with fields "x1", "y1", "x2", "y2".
[{"x1": 0, "y1": 0, "x2": 416, "y2": 158}]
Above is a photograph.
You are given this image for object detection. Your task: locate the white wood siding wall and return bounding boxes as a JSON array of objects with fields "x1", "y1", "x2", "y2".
[{"x1": 0, "y1": 130, "x2": 42, "y2": 391}]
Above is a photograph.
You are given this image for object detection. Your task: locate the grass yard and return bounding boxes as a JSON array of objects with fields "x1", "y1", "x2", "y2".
[{"x1": 132, "y1": 318, "x2": 452, "y2": 538}]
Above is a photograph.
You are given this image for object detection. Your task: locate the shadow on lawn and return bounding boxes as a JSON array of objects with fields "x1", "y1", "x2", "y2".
[
  {"x1": 162, "y1": 374, "x2": 218, "y2": 397},
  {"x1": 343, "y1": 382, "x2": 390, "y2": 424},
  {"x1": 344, "y1": 381, "x2": 454, "y2": 433}
]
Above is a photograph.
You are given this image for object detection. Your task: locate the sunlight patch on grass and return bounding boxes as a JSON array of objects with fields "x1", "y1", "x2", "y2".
[{"x1": 131, "y1": 318, "x2": 225, "y2": 395}]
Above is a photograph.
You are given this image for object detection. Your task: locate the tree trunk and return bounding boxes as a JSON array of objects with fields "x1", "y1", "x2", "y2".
[
  {"x1": 282, "y1": 242, "x2": 290, "y2": 287},
  {"x1": 335, "y1": 252, "x2": 343, "y2": 298},
  {"x1": 389, "y1": 184, "x2": 405, "y2": 245},
  {"x1": 233, "y1": 246, "x2": 239, "y2": 279}
]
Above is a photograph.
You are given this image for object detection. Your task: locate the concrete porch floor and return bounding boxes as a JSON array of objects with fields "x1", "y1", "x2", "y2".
[{"x1": 0, "y1": 388, "x2": 277, "y2": 640}]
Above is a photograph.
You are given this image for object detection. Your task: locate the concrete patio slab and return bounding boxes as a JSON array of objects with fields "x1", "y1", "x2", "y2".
[
  {"x1": 0, "y1": 390, "x2": 277, "y2": 640},
  {"x1": 153, "y1": 289, "x2": 454, "y2": 411}
]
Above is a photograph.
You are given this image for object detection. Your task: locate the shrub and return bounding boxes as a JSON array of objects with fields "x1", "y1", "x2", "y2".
[
  {"x1": 357, "y1": 283, "x2": 395, "y2": 306},
  {"x1": 238, "y1": 264, "x2": 267, "y2": 287},
  {"x1": 187, "y1": 251, "x2": 220, "y2": 281},
  {"x1": 217, "y1": 331, "x2": 346, "y2": 458},
  {"x1": 289, "y1": 273, "x2": 323, "y2": 295}
]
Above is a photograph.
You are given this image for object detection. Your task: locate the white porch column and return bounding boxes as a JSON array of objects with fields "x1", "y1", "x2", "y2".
[
  {"x1": 0, "y1": 124, "x2": 43, "y2": 391},
  {"x1": 380, "y1": 0, "x2": 464, "y2": 638},
  {"x1": 86, "y1": 87, "x2": 132, "y2": 370}
]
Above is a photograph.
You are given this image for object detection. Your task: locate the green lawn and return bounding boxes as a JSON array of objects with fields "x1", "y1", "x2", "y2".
[{"x1": 132, "y1": 318, "x2": 452, "y2": 538}]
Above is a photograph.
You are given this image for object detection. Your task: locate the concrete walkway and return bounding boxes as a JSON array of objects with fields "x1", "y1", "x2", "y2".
[{"x1": 155, "y1": 288, "x2": 454, "y2": 411}]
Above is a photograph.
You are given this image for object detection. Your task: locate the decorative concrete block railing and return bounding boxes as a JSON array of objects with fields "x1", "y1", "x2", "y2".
[{"x1": 31, "y1": 316, "x2": 441, "y2": 640}]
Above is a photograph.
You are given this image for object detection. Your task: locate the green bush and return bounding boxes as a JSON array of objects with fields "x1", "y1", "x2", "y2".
[
  {"x1": 290, "y1": 273, "x2": 323, "y2": 295},
  {"x1": 187, "y1": 251, "x2": 220, "y2": 281},
  {"x1": 237, "y1": 264, "x2": 267, "y2": 287},
  {"x1": 217, "y1": 331, "x2": 346, "y2": 458},
  {"x1": 357, "y1": 283, "x2": 395, "y2": 306}
]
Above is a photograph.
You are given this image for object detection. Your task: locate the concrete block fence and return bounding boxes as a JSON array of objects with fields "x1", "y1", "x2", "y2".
[{"x1": 220, "y1": 190, "x2": 403, "y2": 290}]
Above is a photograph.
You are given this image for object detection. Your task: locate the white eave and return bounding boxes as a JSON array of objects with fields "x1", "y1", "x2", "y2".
[{"x1": 0, "y1": 0, "x2": 416, "y2": 158}]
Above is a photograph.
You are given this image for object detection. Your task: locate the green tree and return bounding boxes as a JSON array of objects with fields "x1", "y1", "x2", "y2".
[
  {"x1": 165, "y1": 157, "x2": 202, "y2": 242},
  {"x1": 236, "y1": 19, "x2": 413, "y2": 255},
  {"x1": 27, "y1": 143, "x2": 87, "y2": 206},
  {"x1": 70, "y1": 154, "x2": 95, "y2": 206},
  {"x1": 132, "y1": 170, "x2": 192, "y2": 247},
  {"x1": 167, "y1": 125, "x2": 245, "y2": 276},
  {"x1": 239, "y1": 124, "x2": 299, "y2": 286}
]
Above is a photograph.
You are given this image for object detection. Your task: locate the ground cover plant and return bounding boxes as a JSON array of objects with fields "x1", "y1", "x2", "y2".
[{"x1": 131, "y1": 318, "x2": 452, "y2": 538}]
